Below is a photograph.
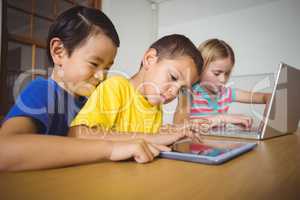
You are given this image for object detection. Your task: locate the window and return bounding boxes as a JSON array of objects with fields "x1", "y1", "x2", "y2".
[{"x1": 0, "y1": 0, "x2": 101, "y2": 119}]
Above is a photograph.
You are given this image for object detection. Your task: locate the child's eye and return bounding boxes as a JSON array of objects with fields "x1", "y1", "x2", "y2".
[
  {"x1": 89, "y1": 62, "x2": 98, "y2": 67},
  {"x1": 170, "y1": 74, "x2": 178, "y2": 81},
  {"x1": 214, "y1": 73, "x2": 220, "y2": 76}
]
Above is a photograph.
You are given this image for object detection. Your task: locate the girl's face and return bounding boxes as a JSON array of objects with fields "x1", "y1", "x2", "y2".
[
  {"x1": 53, "y1": 33, "x2": 117, "y2": 97},
  {"x1": 200, "y1": 57, "x2": 233, "y2": 94},
  {"x1": 141, "y1": 51, "x2": 199, "y2": 105}
]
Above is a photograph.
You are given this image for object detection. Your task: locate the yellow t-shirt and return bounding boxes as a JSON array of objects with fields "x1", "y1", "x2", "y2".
[{"x1": 71, "y1": 76, "x2": 162, "y2": 134}]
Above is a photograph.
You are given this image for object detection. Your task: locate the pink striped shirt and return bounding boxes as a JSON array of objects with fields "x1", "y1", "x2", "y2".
[{"x1": 190, "y1": 83, "x2": 236, "y2": 118}]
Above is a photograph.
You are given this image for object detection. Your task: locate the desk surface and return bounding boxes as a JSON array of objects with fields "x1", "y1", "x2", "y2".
[{"x1": 1, "y1": 131, "x2": 300, "y2": 200}]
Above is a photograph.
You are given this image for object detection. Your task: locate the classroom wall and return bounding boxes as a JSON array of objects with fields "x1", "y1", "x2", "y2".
[
  {"x1": 158, "y1": 0, "x2": 300, "y2": 124},
  {"x1": 101, "y1": 0, "x2": 300, "y2": 125},
  {"x1": 102, "y1": 0, "x2": 156, "y2": 77},
  {"x1": 158, "y1": 0, "x2": 300, "y2": 75}
]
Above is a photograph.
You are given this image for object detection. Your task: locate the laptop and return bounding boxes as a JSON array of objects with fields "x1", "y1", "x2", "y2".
[{"x1": 206, "y1": 62, "x2": 300, "y2": 140}]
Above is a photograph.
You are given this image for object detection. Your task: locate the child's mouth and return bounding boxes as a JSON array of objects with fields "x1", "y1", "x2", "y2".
[
  {"x1": 160, "y1": 95, "x2": 166, "y2": 103},
  {"x1": 205, "y1": 84, "x2": 223, "y2": 95}
]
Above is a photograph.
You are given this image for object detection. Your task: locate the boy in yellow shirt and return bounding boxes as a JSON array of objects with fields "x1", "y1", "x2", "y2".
[{"x1": 69, "y1": 34, "x2": 203, "y2": 145}]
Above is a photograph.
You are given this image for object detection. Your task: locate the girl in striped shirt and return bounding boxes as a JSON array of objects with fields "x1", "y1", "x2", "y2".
[{"x1": 174, "y1": 38, "x2": 271, "y2": 129}]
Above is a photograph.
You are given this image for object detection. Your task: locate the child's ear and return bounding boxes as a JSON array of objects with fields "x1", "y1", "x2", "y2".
[
  {"x1": 50, "y1": 37, "x2": 67, "y2": 66},
  {"x1": 142, "y1": 48, "x2": 158, "y2": 70}
]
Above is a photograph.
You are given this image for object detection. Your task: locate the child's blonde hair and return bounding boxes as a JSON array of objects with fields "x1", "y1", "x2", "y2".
[{"x1": 198, "y1": 38, "x2": 235, "y2": 73}]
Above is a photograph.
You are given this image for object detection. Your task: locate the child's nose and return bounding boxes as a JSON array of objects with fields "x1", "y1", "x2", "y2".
[
  {"x1": 94, "y1": 70, "x2": 106, "y2": 81},
  {"x1": 219, "y1": 75, "x2": 226, "y2": 84},
  {"x1": 168, "y1": 85, "x2": 180, "y2": 96}
]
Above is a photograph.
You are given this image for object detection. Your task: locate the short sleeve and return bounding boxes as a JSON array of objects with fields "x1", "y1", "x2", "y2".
[
  {"x1": 224, "y1": 87, "x2": 236, "y2": 103},
  {"x1": 71, "y1": 77, "x2": 123, "y2": 129},
  {"x1": 230, "y1": 87, "x2": 236, "y2": 102},
  {"x1": 3, "y1": 79, "x2": 49, "y2": 133}
]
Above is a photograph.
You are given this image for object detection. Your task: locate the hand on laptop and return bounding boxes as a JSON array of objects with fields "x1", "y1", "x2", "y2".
[{"x1": 204, "y1": 114, "x2": 253, "y2": 129}]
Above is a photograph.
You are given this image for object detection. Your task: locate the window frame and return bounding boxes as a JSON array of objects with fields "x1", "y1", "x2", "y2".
[{"x1": 0, "y1": 0, "x2": 102, "y2": 118}]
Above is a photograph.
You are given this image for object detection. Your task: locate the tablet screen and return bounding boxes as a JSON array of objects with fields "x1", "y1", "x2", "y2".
[{"x1": 172, "y1": 140, "x2": 245, "y2": 157}]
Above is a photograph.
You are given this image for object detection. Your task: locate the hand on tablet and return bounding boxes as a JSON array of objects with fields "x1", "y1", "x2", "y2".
[
  {"x1": 188, "y1": 118, "x2": 210, "y2": 135},
  {"x1": 158, "y1": 124, "x2": 203, "y2": 144},
  {"x1": 110, "y1": 139, "x2": 171, "y2": 163}
]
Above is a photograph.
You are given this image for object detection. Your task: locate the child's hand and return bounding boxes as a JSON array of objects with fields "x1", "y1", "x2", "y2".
[
  {"x1": 154, "y1": 124, "x2": 202, "y2": 145},
  {"x1": 109, "y1": 139, "x2": 170, "y2": 163},
  {"x1": 189, "y1": 118, "x2": 210, "y2": 135},
  {"x1": 210, "y1": 114, "x2": 253, "y2": 129},
  {"x1": 262, "y1": 94, "x2": 272, "y2": 117}
]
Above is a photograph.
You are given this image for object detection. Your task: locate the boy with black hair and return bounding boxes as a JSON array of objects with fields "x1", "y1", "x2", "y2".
[{"x1": 70, "y1": 34, "x2": 203, "y2": 145}]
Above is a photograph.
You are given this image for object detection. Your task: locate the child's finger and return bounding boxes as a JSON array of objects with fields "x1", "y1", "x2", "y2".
[
  {"x1": 151, "y1": 143, "x2": 171, "y2": 152},
  {"x1": 240, "y1": 115, "x2": 253, "y2": 128},
  {"x1": 190, "y1": 118, "x2": 210, "y2": 125},
  {"x1": 240, "y1": 118, "x2": 251, "y2": 128},
  {"x1": 237, "y1": 119, "x2": 247, "y2": 128},
  {"x1": 199, "y1": 123, "x2": 210, "y2": 134},
  {"x1": 193, "y1": 133, "x2": 203, "y2": 143},
  {"x1": 248, "y1": 117, "x2": 253, "y2": 127},
  {"x1": 146, "y1": 143, "x2": 161, "y2": 157},
  {"x1": 244, "y1": 117, "x2": 253, "y2": 128},
  {"x1": 141, "y1": 141, "x2": 155, "y2": 161},
  {"x1": 133, "y1": 149, "x2": 150, "y2": 163},
  {"x1": 189, "y1": 121, "x2": 210, "y2": 134},
  {"x1": 133, "y1": 141, "x2": 153, "y2": 163}
]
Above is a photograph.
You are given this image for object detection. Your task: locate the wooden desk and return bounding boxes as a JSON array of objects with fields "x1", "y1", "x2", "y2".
[{"x1": 1, "y1": 131, "x2": 299, "y2": 200}]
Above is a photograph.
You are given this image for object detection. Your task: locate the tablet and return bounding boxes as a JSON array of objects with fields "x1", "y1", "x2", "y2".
[{"x1": 160, "y1": 139, "x2": 257, "y2": 165}]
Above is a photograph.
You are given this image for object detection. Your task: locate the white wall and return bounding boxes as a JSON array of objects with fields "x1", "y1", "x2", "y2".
[
  {"x1": 158, "y1": 0, "x2": 300, "y2": 75},
  {"x1": 101, "y1": 0, "x2": 300, "y2": 125},
  {"x1": 158, "y1": 0, "x2": 300, "y2": 124},
  {"x1": 102, "y1": 0, "x2": 156, "y2": 78}
]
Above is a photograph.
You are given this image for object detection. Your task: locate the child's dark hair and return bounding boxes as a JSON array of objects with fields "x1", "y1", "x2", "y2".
[
  {"x1": 149, "y1": 34, "x2": 203, "y2": 75},
  {"x1": 47, "y1": 6, "x2": 120, "y2": 66}
]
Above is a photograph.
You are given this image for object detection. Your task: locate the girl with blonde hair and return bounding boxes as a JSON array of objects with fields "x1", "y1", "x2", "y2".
[{"x1": 174, "y1": 38, "x2": 271, "y2": 129}]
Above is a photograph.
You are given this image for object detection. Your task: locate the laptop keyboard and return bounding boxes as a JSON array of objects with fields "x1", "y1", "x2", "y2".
[{"x1": 207, "y1": 126, "x2": 260, "y2": 139}]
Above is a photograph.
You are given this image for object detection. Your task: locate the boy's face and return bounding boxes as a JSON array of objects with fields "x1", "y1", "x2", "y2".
[
  {"x1": 54, "y1": 33, "x2": 117, "y2": 97},
  {"x1": 142, "y1": 50, "x2": 198, "y2": 105}
]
